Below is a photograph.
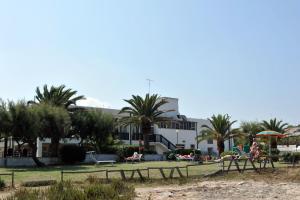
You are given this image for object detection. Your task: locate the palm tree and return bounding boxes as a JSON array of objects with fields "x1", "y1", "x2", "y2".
[
  {"x1": 240, "y1": 121, "x2": 264, "y2": 145},
  {"x1": 28, "y1": 84, "x2": 84, "y2": 156},
  {"x1": 119, "y1": 94, "x2": 170, "y2": 151},
  {"x1": 197, "y1": 114, "x2": 239, "y2": 156},
  {"x1": 261, "y1": 118, "x2": 288, "y2": 133},
  {"x1": 261, "y1": 118, "x2": 288, "y2": 149},
  {"x1": 29, "y1": 84, "x2": 85, "y2": 109}
]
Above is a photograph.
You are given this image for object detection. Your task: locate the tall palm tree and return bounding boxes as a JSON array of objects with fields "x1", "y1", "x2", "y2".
[
  {"x1": 240, "y1": 121, "x2": 264, "y2": 145},
  {"x1": 197, "y1": 114, "x2": 239, "y2": 156},
  {"x1": 29, "y1": 84, "x2": 85, "y2": 109},
  {"x1": 119, "y1": 94, "x2": 170, "y2": 151},
  {"x1": 261, "y1": 118, "x2": 288, "y2": 149},
  {"x1": 28, "y1": 84, "x2": 84, "y2": 156}
]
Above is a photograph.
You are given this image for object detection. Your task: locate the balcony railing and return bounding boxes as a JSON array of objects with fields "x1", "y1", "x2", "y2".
[{"x1": 117, "y1": 132, "x2": 176, "y2": 151}]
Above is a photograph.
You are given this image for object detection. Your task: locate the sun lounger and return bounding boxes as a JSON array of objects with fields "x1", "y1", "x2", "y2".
[
  {"x1": 176, "y1": 154, "x2": 195, "y2": 162},
  {"x1": 125, "y1": 152, "x2": 143, "y2": 163}
]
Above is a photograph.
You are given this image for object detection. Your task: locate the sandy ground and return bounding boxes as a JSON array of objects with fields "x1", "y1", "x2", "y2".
[{"x1": 135, "y1": 180, "x2": 300, "y2": 200}]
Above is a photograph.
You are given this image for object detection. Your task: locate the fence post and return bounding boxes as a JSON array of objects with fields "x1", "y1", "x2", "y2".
[
  {"x1": 186, "y1": 166, "x2": 189, "y2": 178},
  {"x1": 106, "y1": 170, "x2": 109, "y2": 181},
  {"x1": 61, "y1": 171, "x2": 64, "y2": 182},
  {"x1": 11, "y1": 171, "x2": 14, "y2": 188},
  {"x1": 147, "y1": 168, "x2": 150, "y2": 179}
]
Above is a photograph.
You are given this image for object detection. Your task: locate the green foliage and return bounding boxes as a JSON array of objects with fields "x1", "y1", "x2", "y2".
[
  {"x1": 6, "y1": 181, "x2": 135, "y2": 200},
  {"x1": 166, "y1": 149, "x2": 201, "y2": 161},
  {"x1": 21, "y1": 180, "x2": 57, "y2": 187},
  {"x1": 119, "y1": 94, "x2": 170, "y2": 150},
  {"x1": 0, "y1": 178, "x2": 6, "y2": 190},
  {"x1": 220, "y1": 151, "x2": 236, "y2": 157},
  {"x1": 240, "y1": 121, "x2": 264, "y2": 144},
  {"x1": 282, "y1": 152, "x2": 300, "y2": 163},
  {"x1": 198, "y1": 114, "x2": 239, "y2": 155},
  {"x1": 261, "y1": 118, "x2": 288, "y2": 133},
  {"x1": 71, "y1": 110, "x2": 115, "y2": 152},
  {"x1": 34, "y1": 104, "x2": 71, "y2": 157},
  {"x1": 117, "y1": 146, "x2": 156, "y2": 160},
  {"x1": 0, "y1": 100, "x2": 11, "y2": 137},
  {"x1": 29, "y1": 84, "x2": 85, "y2": 108},
  {"x1": 60, "y1": 145, "x2": 86, "y2": 164}
]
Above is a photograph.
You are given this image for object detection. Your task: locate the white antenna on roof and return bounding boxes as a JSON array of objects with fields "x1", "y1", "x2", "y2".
[{"x1": 146, "y1": 79, "x2": 154, "y2": 94}]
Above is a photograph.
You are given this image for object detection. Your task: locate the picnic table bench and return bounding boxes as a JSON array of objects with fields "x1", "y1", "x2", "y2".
[{"x1": 223, "y1": 156, "x2": 275, "y2": 173}]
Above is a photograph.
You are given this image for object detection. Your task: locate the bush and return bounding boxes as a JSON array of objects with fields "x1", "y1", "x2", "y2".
[
  {"x1": 21, "y1": 180, "x2": 57, "y2": 187},
  {"x1": 116, "y1": 146, "x2": 156, "y2": 160},
  {"x1": 60, "y1": 145, "x2": 86, "y2": 164},
  {"x1": 166, "y1": 149, "x2": 201, "y2": 161},
  {"x1": 0, "y1": 179, "x2": 5, "y2": 190},
  {"x1": 6, "y1": 181, "x2": 135, "y2": 200},
  {"x1": 282, "y1": 152, "x2": 300, "y2": 163}
]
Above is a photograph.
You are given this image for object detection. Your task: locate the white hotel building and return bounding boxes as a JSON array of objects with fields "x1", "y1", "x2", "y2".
[{"x1": 93, "y1": 97, "x2": 220, "y2": 155}]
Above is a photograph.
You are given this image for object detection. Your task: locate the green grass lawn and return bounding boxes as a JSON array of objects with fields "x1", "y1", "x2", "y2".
[
  {"x1": 0, "y1": 161, "x2": 220, "y2": 185},
  {"x1": 0, "y1": 161, "x2": 289, "y2": 186}
]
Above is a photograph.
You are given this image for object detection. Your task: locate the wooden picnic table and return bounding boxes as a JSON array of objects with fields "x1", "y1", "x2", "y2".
[{"x1": 224, "y1": 156, "x2": 275, "y2": 173}]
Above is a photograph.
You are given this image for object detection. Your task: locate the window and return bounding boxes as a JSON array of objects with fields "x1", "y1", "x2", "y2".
[
  {"x1": 207, "y1": 147, "x2": 213, "y2": 155},
  {"x1": 207, "y1": 139, "x2": 213, "y2": 144},
  {"x1": 190, "y1": 144, "x2": 195, "y2": 149}
]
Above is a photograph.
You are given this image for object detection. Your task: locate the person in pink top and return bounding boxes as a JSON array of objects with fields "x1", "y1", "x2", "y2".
[{"x1": 250, "y1": 138, "x2": 260, "y2": 160}]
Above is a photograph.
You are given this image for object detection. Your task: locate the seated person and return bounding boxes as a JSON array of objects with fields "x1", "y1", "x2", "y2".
[{"x1": 250, "y1": 138, "x2": 260, "y2": 160}]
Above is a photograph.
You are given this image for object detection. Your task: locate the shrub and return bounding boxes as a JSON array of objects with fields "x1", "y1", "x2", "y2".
[
  {"x1": 166, "y1": 149, "x2": 201, "y2": 161},
  {"x1": 282, "y1": 152, "x2": 300, "y2": 163},
  {"x1": 60, "y1": 145, "x2": 86, "y2": 164},
  {"x1": 6, "y1": 181, "x2": 135, "y2": 200},
  {"x1": 0, "y1": 179, "x2": 5, "y2": 190},
  {"x1": 21, "y1": 180, "x2": 57, "y2": 187},
  {"x1": 116, "y1": 146, "x2": 156, "y2": 160},
  {"x1": 47, "y1": 181, "x2": 86, "y2": 200},
  {"x1": 5, "y1": 189, "x2": 43, "y2": 200}
]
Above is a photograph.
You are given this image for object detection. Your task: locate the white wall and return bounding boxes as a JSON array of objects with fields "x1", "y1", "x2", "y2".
[
  {"x1": 188, "y1": 118, "x2": 218, "y2": 154},
  {"x1": 155, "y1": 127, "x2": 197, "y2": 149},
  {"x1": 159, "y1": 97, "x2": 180, "y2": 118}
]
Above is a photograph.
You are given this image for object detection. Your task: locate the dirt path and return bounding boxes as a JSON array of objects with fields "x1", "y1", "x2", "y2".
[{"x1": 135, "y1": 180, "x2": 300, "y2": 200}]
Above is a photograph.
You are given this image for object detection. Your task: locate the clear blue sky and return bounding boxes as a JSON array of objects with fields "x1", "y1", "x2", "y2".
[{"x1": 0, "y1": 0, "x2": 300, "y2": 125}]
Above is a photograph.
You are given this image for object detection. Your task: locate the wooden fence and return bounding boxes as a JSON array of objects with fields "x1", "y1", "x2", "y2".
[
  {"x1": 0, "y1": 172, "x2": 14, "y2": 187},
  {"x1": 60, "y1": 164, "x2": 207, "y2": 182}
]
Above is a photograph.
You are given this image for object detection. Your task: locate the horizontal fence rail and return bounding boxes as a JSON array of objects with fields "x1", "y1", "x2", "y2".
[{"x1": 60, "y1": 164, "x2": 208, "y2": 182}]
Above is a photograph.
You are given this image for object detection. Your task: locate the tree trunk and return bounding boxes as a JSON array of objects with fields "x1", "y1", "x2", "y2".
[
  {"x1": 29, "y1": 143, "x2": 45, "y2": 167},
  {"x1": 249, "y1": 135, "x2": 254, "y2": 145},
  {"x1": 3, "y1": 137, "x2": 7, "y2": 158},
  {"x1": 4, "y1": 137, "x2": 8, "y2": 167},
  {"x1": 141, "y1": 122, "x2": 152, "y2": 151},
  {"x1": 217, "y1": 139, "x2": 225, "y2": 157},
  {"x1": 50, "y1": 138, "x2": 60, "y2": 157}
]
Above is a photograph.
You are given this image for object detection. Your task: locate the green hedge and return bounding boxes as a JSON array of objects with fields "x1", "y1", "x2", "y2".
[{"x1": 116, "y1": 146, "x2": 156, "y2": 160}]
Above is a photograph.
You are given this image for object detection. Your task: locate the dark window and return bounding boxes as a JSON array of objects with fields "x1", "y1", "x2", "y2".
[
  {"x1": 190, "y1": 144, "x2": 195, "y2": 149},
  {"x1": 207, "y1": 139, "x2": 213, "y2": 144}
]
